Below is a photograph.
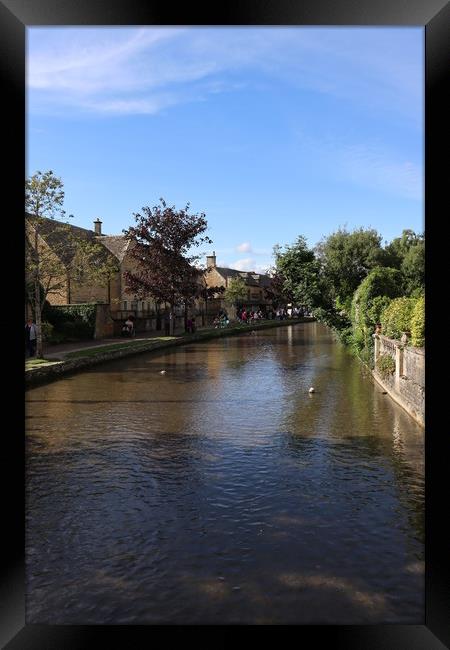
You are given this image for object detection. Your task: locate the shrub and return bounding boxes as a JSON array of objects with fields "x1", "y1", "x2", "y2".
[
  {"x1": 336, "y1": 326, "x2": 353, "y2": 346},
  {"x1": 410, "y1": 294, "x2": 425, "y2": 347},
  {"x1": 351, "y1": 267, "x2": 403, "y2": 332},
  {"x1": 376, "y1": 353, "x2": 396, "y2": 378},
  {"x1": 42, "y1": 303, "x2": 97, "y2": 340},
  {"x1": 366, "y1": 295, "x2": 392, "y2": 328},
  {"x1": 350, "y1": 268, "x2": 403, "y2": 364},
  {"x1": 40, "y1": 321, "x2": 54, "y2": 342},
  {"x1": 380, "y1": 297, "x2": 416, "y2": 340}
]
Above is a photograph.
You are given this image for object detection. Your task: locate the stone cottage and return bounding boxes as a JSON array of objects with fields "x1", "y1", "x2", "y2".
[
  {"x1": 25, "y1": 214, "x2": 194, "y2": 336},
  {"x1": 203, "y1": 252, "x2": 273, "y2": 317}
]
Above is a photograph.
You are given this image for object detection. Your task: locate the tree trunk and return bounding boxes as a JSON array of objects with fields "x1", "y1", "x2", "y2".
[
  {"x1": 34, "y1": 229, "x2": 43, "y2": 358},
  {"x1": 34, "y1": 277, "x2": 43, "y2": 358}
]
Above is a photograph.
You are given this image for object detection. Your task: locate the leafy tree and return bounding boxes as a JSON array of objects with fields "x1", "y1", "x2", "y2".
[
  {"x1": 69, "y1": 238, "x2": 119, "y2": 296},
  {"x1": 274, "y1": 237, "x2": 325, "y2": 311},
  {"x1": 350, "y1": 267, "x2": 404, "y2": 364},
  {"x1": 263, "y1": 265, "x2": 294, "y2": 309},
  {"x1": 123, "y1": 198, "x2": 212, "y2": 334},
  {"x1": 384, "y1": 229, "x2": 423, "y2": 268},
  {"x1": 316, "y1": 227, "x2": 387, "y2": 305},
  {"x1": 223, "y1": 277, "x2": 247, "y2": 308},
  {"x1": 26, "y1": 171, "x2": 120, "y2": 356},
  {"x1": 25, "y1": 170, "x2": 66, "y2": 357},
  {"x1": 401, "y1": 239, "x2": 424, "y2": 296}
]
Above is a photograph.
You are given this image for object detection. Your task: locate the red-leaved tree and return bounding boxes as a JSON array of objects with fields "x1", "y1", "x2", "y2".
[{"x1": 123, "y1": 199, "x2": 212, "y2": 334}]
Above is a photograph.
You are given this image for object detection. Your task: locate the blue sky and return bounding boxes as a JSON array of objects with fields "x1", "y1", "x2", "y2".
[{"x1": 27, "y1": 27, "x2": 424, "y2": 273}]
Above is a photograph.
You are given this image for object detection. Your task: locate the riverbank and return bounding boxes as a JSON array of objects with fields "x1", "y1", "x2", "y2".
[{"x1": 25, "y1": 317, "x2": 315, "y2": 388}]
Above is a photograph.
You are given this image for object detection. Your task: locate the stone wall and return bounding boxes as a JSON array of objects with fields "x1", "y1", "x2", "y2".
[
  {"x1": 94, "y1": 303, "x2": 115, "y2": 339},
  {"x1": 373, "y1": 334, "x2": 425, "y2": 427}
]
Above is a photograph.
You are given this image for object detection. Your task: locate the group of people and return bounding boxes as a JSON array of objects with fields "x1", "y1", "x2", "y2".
[
  {"x1": 237, "y1": 308, "x2": 264, "y2": 324},
  {"x1": 213, "y1": 310, "x2": 229, "y2": 329}
]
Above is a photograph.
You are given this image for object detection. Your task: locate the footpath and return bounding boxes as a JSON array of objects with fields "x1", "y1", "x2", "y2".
[{"x1": 25, "y1": 318, "x2": 314, "y2": 388}]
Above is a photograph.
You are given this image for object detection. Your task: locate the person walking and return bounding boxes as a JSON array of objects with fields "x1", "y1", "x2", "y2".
[
  {"x1": 25, "y1": 318, "x2": 38, "y2": 357},
  {"x1": 125, "y1": 315, "x2": 135, "y2": 337}
]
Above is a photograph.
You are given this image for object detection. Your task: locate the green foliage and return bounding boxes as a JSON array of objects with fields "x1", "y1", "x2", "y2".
[
  {"x1": 380, "y1": 297, "x2": 416, "y2": 340},
  {"x1": 366, "y1": 295, "x2": 392, "y2": 328},
  {"x1": 274, "y1": 236, "x2": 324, "y2": 310},
  {"x1": 316, "y1": 227, "x2": 386, "y2": 305},
  {"x1": 223, "y1": 277, "x2": 248, "y2": 305},
  {"x1": 401, "y1": 240, "x2": 425, "y2": 296},
  {"x1": 410, "y1": 294, "x2": 425, "y2": 347},
  {"x1": 376, "y1": 354, "x2": 396, "y2": 378},
  {"x1": 40, "y1": 321, "x2": 54, "y2": 342},
  {"x1": 351, "y1": 266, "x2": 403, "y2": 336},
  {"x1": 25, "y1": 169, "x2": 66, "y2": 220},
  {"x1": 43, "y1": 303, "x2": 97, "y2": 341},
  {"x1": 348, "y1": 267, "x2": 402, "y2": 366}
]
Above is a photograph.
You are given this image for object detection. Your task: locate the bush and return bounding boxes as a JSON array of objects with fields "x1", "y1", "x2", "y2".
[
  {"x1": 336, "y1": 326, "x2": 353, "y2": 345},
  {"x1": 366, "y1": 295, "x2": 392, "y2": 328},
  {"x1": 380, "y1": 297, "x2": 416, "y2": 340},
  {"x1": 376, "y1": 353, "x2": 396, "y2": 378},
  {"x1": 40, "y1": 321, "x2": 54, "y2": 342},
  {"x1": 350, "y1": 268, "x2": 403, "y2": 364},
  {"x1": 410, "y1": 294, "x2": 425, "y2": 347},
  {"x1": 42, "y1": 303, "x2": 97, "y2": 340},
  {"x1": 351, "y1": 267, "x2": 403, "y2": 332}
]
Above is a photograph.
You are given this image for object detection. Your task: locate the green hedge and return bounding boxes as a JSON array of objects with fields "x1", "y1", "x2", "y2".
[
  {"x1": 42, "y1": 303, "x2": 97, "y2": 341},
  {"x1": 349, "y1": 267, "x2": 403, "y2": 365},
  {"x1": 410, "y1": 294, "x2": 425, "y2": 347},
  {"x1": 351, "y1": 267, "x2": 403, "y2": 332},
  {"x1": 380, "y1": 297, "x2": 416, "y2": 340}
]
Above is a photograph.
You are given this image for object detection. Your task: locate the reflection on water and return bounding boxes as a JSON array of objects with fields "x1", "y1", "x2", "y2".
[{"x1": 26, "y1": 323, "x2": 424, "y2": 624}]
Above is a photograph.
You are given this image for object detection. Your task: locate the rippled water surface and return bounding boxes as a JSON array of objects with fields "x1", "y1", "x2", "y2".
[{"x1": 26, "y1": 323, "x2": 424, "y2": 624}]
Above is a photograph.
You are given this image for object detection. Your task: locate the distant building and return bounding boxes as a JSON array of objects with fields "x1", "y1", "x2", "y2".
[{"x1": 203, "y1": 251, "x2": 273, "y2": 316}]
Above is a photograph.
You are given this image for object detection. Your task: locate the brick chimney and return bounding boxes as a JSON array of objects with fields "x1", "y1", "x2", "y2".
[
  {"x1": 206, "y1": 251, "x2": 216, "y2": 268},
  {"x1": 93, "y1": 218, "x2": 102, "y2": 235}
]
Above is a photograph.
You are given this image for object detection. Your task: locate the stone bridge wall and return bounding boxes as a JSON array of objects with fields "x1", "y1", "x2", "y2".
[{"x1": 373, "y1": 334, "x2": 424, "y2": 427}]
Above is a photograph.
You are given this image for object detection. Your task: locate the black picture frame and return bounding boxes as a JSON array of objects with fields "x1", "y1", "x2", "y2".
[{"x1": 2, "y1": 0, "x2": 448, "y2": 647}]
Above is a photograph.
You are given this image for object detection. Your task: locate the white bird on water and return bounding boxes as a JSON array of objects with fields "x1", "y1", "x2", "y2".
[
  {"x1": 309, "y1": 387, "x2": 315, "y2": 393},
  {"x1": 160, "y1": 370, "x2": 166, "y2": 374}
]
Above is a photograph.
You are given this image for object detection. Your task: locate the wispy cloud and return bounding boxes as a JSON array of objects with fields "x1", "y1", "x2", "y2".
[
  {"x1": 294, "y1": 130, "x2": 423, "y2": 201},
  {"x1": 27, "y1": 27, "x2": 422, "y2": 120},
  {"x1": 236, "y1": 242, "x2": 252, "y2": 253},
  {"x1": 337, "y1": 144, "x2": 422, "y2": 201},
  {"x1": 232, "y1": 258, "x2": 269, "y2": 273}
]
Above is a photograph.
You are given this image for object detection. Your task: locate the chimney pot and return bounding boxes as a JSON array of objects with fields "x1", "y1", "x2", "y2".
[
  {"x1": 206, "y1": 251, "x2": 216, "y2": 268},
  {"x1": 94, "y1": 218, "x2": 102, "y2": 235}
]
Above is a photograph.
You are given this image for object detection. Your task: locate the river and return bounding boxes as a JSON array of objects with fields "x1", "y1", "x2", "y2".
[{"x1": 25, "y1": 322, "x2": 424, "y2": 624}]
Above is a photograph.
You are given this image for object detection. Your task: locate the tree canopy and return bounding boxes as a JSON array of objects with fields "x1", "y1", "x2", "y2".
[
  {"x1": 315, "y1": 227, "x2": 388, "y2": 305},
  {"x1": 123, "y1": 198, "x2": 212, "y2": 333},
  {"x1": 273, "y1": 237, "x2": 325, "y2": 311},
  {"x1": 223, "y1": 277, "x2": 247, "y2": 306}
]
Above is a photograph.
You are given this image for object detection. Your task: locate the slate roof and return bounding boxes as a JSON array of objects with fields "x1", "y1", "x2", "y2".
[
  {"x1": 26, "y1": 213, "x2": 125, "y2": 265},
  {"x1": 99, "y1": 235, "x2": 130, "y2": 262},
  {"x1": 214, "y1": 266, "x2": 271, "y2": 287}
]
